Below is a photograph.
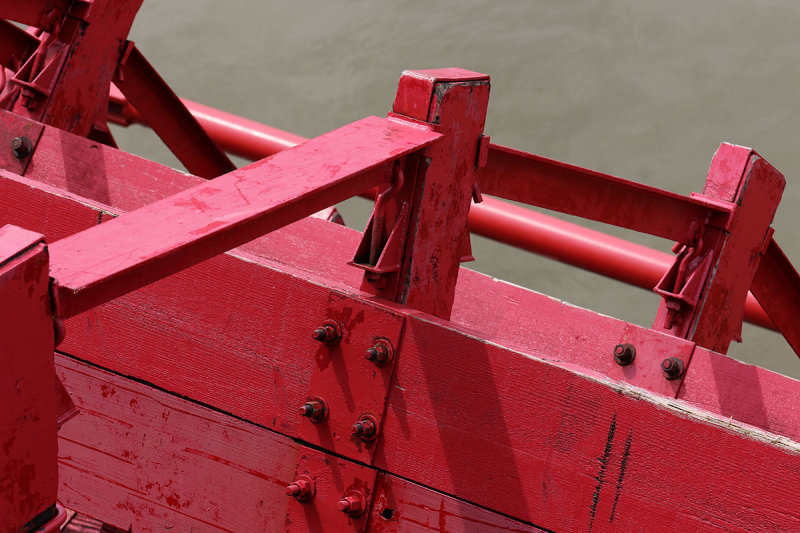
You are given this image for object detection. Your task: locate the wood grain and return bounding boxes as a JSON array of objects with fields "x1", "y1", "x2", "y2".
[{"x1": 3, "y1": 116, "x2": 800, "y2": 531}]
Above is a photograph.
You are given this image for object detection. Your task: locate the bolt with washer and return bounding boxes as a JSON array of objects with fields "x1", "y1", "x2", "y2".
[
  {"x1": 661, "y1": 357, "x2": 685, "y2": 380},
  {"x1": 613, "y1": 343, "x2": 636, "y2": 366},
  {"x1": 11, "y1": 137, "x2": 32, "y2": 159}
]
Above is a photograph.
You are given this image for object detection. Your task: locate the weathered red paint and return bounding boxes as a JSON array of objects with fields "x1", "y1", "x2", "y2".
[
  {"x1": 751, "y1": 239, "x2": 800, "y2": 355},
  {"x1": 106, "y1": 88, "x2": 778, "y2": 331},
  {"x1": 48, "y1": 115, "x2": 441, "y2": 318},
  {"x1": 3, "y1": 3, "x2": 800, "y2": 530},
  {"x1": 359, "y1": 69, "x2": 490, "y2": 319},
  {"x1": 2, "y1": 106, "x2": 800, "y2": 529},
  {"x1": 652, "y1": 143, "x2": 784, "y2": 355},
  {"x1": 369, "y1": 474, "x2": 548, "y2": 532},
  {"x1": 114, "y1": 44, "x2": 234, "y2": 178},
  {"x1": 0, "y1": 226, "x2": 57, "y2": 532},
  {"x1": 1, "y1": 0, "x2": 143, "y2": 139}
]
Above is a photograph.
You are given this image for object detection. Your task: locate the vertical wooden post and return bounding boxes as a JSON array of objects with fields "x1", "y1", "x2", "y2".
[
  {"x1": 366, "y1": 69, "x2": 490, "y2": 319},
  {"x1": 0, "y1": 225, "x2": 57, "y2": 531}
]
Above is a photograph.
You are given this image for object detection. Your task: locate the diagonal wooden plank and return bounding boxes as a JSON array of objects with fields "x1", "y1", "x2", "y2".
[{"x1": 49, "y1": 116, "x2": 440, "y2": 317}]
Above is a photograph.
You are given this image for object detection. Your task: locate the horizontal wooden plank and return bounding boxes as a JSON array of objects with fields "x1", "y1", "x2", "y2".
[
  {"x1": 477, "y1": 142, "x2": 731, "y2": 244},
  {"x1": 56, "y1": 354, "x2": 297, "y2": 531},
  {"x1": 377, "y1": 313, "x2": 800, "y2": 531},
  {"x1": 57, "y1": 354, "x2": 533, "y2": 533}
]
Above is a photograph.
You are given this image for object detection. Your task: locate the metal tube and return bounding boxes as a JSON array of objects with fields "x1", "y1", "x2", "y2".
[{"x1": 106, "y1": 92, "x2": 776, "y2": 330}]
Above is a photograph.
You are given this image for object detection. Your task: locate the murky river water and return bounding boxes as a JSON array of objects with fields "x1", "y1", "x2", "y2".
[{"x1": 113, "y1": 0, "x2": 800, "y2": 378}]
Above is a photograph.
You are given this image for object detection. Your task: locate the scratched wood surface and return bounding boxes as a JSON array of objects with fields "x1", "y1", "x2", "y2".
[
  {"x1": 16, "y1": 122, "x2": 800, "y2": 445},
  {"x1": 369, "y1": 474, "x2": 546, "y2": 532},
  {"x1": 3, "y1": 119, "x2": 800, "y2": 530},
  {"x1": 56, "y1": 354, "x2": 527, "y2": 533},
  {"x1": 56, "y1": 354, "x2": 297, "y2": 532},
  {"x1": 377, "y1": 313, "x2": 800, "y2": 531}
]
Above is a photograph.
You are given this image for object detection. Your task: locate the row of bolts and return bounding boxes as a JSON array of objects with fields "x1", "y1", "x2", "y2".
[
  {"x1": 613, "y1": 343, "x2": 685, "y2": 380},
  {"x1": 285, "y1": 322, "x2": 394, "y2": 514}
]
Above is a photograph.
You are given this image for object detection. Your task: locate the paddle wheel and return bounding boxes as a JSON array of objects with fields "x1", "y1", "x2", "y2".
[{"x1": 2, "y1": 2, "x2": 800, "y2": 532}]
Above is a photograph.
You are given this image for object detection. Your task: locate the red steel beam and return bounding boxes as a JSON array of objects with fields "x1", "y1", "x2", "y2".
[
  {"x1": 49, "y1": 115, "x2": 440, "y2": 318},
  {"x1": 105, "y1": 93, "x2": 777, "y2": 330}
]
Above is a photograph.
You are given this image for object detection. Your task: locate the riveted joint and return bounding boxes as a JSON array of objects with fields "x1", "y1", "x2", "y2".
[
  {"x1": 351, "y1": 414, "x2": 379, "y2": 442},
  {"x1": 11, "y1": 136, "x2": 32, "y2": 159},
  {"x1": 364, "y1": 338, "x2": 394, "y2": 366},
  {"x1": 337, "y1": 490, "x2": 366, "y2": 517}
]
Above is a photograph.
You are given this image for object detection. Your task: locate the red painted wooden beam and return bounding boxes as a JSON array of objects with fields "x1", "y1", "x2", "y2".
[
  {"x1": 478, "y1": 142, "x2": 731, "y2": 244},
  {"x1": 0, "y1": 225, "x2": 58, "y2": 532},
  {"x1": 3, "y1": 119, "x2": 800, "y2": 530},
  {"x1": 114, "y1": 44, "x2": 235, "y2": 178},
  {"x1": 104, "y1": 92, "x2": 778, "y2": 331},
  {"x1": 49, "y1": 116, "x2": 440, "y2": 318},
  {"x1": 751, "y1": 239, "x2": 800, "y2": 356}
]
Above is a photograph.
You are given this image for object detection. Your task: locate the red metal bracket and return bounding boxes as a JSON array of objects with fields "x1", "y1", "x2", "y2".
[
  {"x1": 652, "y1": 144, "x2": 785, "y2": 356},
  {"x1": 287, "y1": 445, "x2": 377, "y2": 531},
  {"x1": 607, "y1": 325, "x2": 697, "y2": 397},
  {"x1": 299, "y1": 291, "x2": 404, "y2": 464}
]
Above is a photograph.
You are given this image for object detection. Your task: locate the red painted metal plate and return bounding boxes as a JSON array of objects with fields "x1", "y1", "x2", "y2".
[
  {"x1": 606, "y1": 324, "x2": 696, "y2": 397},
  {"x1": 0, "y1": 110, "x2": 44, "y2": 175},
  {"x1": 288, "y1": 446, "x2": 377, "y2": 532},
  {"x1": 299, "y1": 291, "x2": 404, "y2": 464}
]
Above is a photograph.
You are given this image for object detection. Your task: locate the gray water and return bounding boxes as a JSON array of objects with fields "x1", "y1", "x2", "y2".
[{"x1": 113, "y1": 0, "x2": 800, "y2": 379}]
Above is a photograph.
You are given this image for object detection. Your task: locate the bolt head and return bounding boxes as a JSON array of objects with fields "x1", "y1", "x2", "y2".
[
  {"x1": 10, "y1": 136, "x2": 31, "y2": 159},
  {"x1": 286, "y1": 476, "x2": 315, "y2": 502},
  {"x1": 337, "y1": 498, "x2": 351, "y2": 512},
  {"x1": 365, "y1": 347, "x2": 378, "y2": 361},
  {"x1": 337, "y1": 492, "x2": 366, "y2": 515},
  {"x1": 351, "y1": 422, "x2": 364, "y2": 435},
  {"x1": 613, "y1": 343, "x2": 635, "y2": 366},
  {"x1": 661, "y1": 357, "x2": 684, "y2": 380}
]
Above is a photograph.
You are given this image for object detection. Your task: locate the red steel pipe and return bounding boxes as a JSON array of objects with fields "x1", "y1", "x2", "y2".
[{"x1": 106, "y1": 90, "x2": 775, "y2": 330}]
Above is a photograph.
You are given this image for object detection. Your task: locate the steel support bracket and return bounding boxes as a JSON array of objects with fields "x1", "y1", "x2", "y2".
[
  {"x1": 299, "y1": 290, "x2": 405, "y2": 464},
  {"x1": 609, "y1": 325, "x2": 697, "y2": 398}
]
